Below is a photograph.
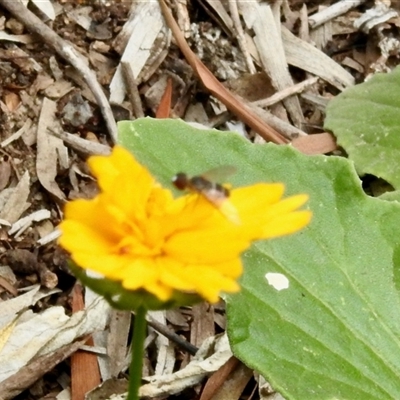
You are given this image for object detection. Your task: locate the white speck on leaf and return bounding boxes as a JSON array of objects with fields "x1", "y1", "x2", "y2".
[
  {"x1": 112, "y1": 294, "x2": 121, "y2": 303},
  {"x1": 265, "y1": 273, "x2": 289, "y2": 291}
]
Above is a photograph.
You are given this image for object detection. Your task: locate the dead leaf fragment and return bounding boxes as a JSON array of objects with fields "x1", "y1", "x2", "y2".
[
  {"x1": 110, "y1": 1, "x2": 169, "y2": 103},
  {"x1": 107, "y1": 310, "x2": 131, "y2": 378},
  {"x1": 200, "y1": 357, "x2": 240, "y2": 400},
  {"x1": 156, "y1": 77, "x2": 172, "y2": 118},
  {"x1": 0, "y1": 296, "x2": 110, "y2": 384},
  {"x1": 0, "y1": 315, "x2": 19, "y2": 354},
  {"x1": 0, "y1": 171, "x2": 30, "y2": 224},
  {"x1": 291, "y1": 132, "x2": 338, "y2": 155},
  {"x1": 139, "y1": 334, "x2": 233, "y2": 398},
  {"x1": 3, "y1": 91, "x2": 21, "y2": 112},
  {"x1": 0, "y1": 159, "x2": 11, "y2": 191},
  {"x1": 201, "y1": 357, "x2": 253, "y2": 400},
  {"x1": 0, "y1": 31, "x2": 32, "y2": 44},
  {"x1": 0, "y1": 339, "x2": 87, "y2": 400},
  {"x1": 29, "y1": 0, "x2": 56, "y2": 21},
  {"x1": 44, "y1": 79, "x2": 74, "y2": 99},
  {"x1": 36, "y1": 97, "x2": 67, "y2": 201},
  {"x1": 9, "y1": 209, "x2": 51, "y2": 236},
  {"x1": 1, "y1": 118, "x2": 33, "y2": 148}
]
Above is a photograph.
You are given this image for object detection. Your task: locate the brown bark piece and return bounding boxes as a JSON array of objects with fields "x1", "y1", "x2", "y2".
[
  {"x1": 291, "y1": 132, "x2": 338, "y2": 155},
  {"x1": 0, "y1": 339, "x2": 87, "y2": 400},
  {"x1": 190, "y1": 303, "x2": 215, "y2": 350},
  {"x1": 199, "y1": 356, "x2": 240, "y2": 400},
  {"x1": 71, "y1": 284, "x2": 101, "y2": 400},
  {"x1": 211, "y1": 361, "x2": 253, "y2": 400}
]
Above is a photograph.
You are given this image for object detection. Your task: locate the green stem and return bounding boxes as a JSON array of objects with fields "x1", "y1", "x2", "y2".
[{"x1": 127, "y1": 307, "x2": 147, "y2": 400}]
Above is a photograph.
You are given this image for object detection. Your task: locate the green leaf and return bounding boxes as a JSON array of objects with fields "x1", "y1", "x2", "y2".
[
  {"x1": 379, "y1": 190, "x2": 400, "y2": 202},
  {"x1": 118, "y1": 118, "x2": 400, "y2": 399},
  {"x1": 324, "y1": 66, "x2": 400, "y2": 189}
]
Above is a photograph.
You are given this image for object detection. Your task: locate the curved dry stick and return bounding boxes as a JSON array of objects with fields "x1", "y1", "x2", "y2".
[
  {"x1": 0, "y1": 0, "x2": 118, "y2": 142},
  {"x1": 159, "y1": 0, "x2": 287, "y2": 145}
]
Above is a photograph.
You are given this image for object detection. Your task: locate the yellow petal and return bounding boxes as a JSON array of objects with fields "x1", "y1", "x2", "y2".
[
  {"x1": 264, "y1": 194, "x2": 309, "y2": 215},
  {"x1": 119, "y1": 258, "x2": 159, "y2": 290},
  {"x1": 260, "y1": 210, "x2": 312, "y2": 239},
  {"x1": 59, "y1": 220, "x2": 116, "y2": 255},
  {"x1": 143, "y1": 281, "x2": 173, "y2": 301},
  {"x1": 71, "y1": 253, "x2": 130, "y2": 277},
  {"x1": 64, "y1": 197, "x2": 123, "y2": 232},
  {"x1": 89, "y1": 147, "x2": 157, "y2": 221},
  {"x1": 186, "y1": 265, "x2": 241, "y2": 303},
  {"x1": 89, "y1": 146, "x2": 153, "y2": 193},
  {"x1": 231, "y1": 183, "x2": 285, "y2": 212},
  {"x1": 159, "y1": 258, "x2": 198, "y2": 291},
  {"x1": 164, "y1": 226, "x2": 250, "y2": 264}
]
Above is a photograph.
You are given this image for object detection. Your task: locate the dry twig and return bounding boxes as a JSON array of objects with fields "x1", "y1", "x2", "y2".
[
  {"x1": 146, "y1": 313, "x2": 198, "y2": 356},
  {"x1": 309, "y1": 0, "x2": 366, "y2": 28},
  {"x1": 228, "y1": 0, "x2": 256, "y2": 74},
  {"x1": 121, "y1": 61, "x2": 145, "y2": 119},
  {"x1": 49, "y1": 129, "x2": 111, "y2": 156},
  {"x1": 253, "y1": 77, "x2": 319, "y2": 108}
]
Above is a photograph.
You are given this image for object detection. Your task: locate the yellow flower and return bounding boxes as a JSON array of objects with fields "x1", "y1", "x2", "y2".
[{"x1": 59, "y1": 146, "x2": 311, "y2": 306}]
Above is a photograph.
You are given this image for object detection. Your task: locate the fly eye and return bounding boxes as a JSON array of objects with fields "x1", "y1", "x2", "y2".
[{"x1": 172, "y1": 172, "x2": 188, "y2": 190}]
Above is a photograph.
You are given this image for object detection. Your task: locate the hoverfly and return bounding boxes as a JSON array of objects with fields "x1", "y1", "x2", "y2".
[{"x1": 172, "y1": 166, "x2": 240, "y2": 223}]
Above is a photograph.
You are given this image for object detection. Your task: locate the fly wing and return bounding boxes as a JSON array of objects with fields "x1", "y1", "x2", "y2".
[{"x1": 201, "y1": 165, "x2": 236, "y2": 183}]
